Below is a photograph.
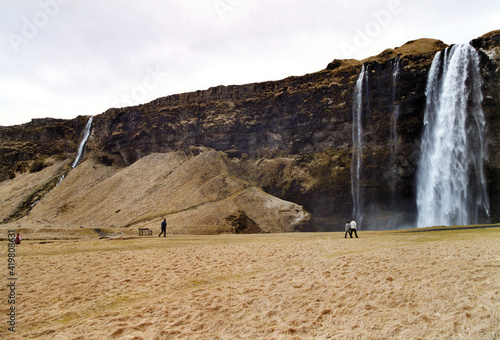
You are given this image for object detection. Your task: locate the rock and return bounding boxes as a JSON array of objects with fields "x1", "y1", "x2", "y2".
[
  {"x1": 0, "y1": 30, "x2": 499, "y2": 232},
  {"x1": 0, "y1": 116, "x2": 89, "y2": 182},
  {"x1": 221, "y1": 211, "x2": 263, "y2": 234}
]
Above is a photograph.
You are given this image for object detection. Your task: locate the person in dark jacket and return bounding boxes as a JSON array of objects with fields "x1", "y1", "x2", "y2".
[
  {"x1": 159, "y1": 218, "x2": 167, "y2": 237},
  {"x1": 344, "y1": 221, "x2": 352, "y2": 238}
]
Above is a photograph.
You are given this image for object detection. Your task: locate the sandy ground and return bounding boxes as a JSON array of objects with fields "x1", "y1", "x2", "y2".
[{"x1": 0, "y1": 227, "x2": 498, "y2": 339}]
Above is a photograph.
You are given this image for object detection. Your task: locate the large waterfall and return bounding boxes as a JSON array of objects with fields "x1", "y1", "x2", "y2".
[
  {"x1": 416, "y1": 43, "x2": 489, "y2": 227},
  {"x1": 351, "y1": 64, "x2": 369, "y2": 223},
  {"x1": 72, "y1": 116, "x2": 94, "y2": 168}
]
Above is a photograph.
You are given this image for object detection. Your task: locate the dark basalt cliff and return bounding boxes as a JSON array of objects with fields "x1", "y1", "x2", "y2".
[
  {"x1": 0, "y1": 116, "x2": 90, "y2": 181},
  {"x1": 1, "y1": 30, "x2": 499, "y2": 230}
]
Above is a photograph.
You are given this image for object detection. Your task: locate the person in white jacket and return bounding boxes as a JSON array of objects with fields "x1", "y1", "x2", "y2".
[{"x1": 350, "y1": 219, "x2": 358, "y2": 238}]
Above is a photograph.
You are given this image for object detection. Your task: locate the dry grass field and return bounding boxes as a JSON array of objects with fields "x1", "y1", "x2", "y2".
[{"x1": 0, "y1": 227, "x2": 498, "y2": 339}]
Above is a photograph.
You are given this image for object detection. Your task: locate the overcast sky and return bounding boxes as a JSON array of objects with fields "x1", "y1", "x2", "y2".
[{"x1": 0, "y1": 0, "x2": 498, "y2": 126}]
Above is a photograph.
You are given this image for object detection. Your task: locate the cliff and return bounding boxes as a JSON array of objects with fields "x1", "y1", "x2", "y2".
[
  {"x1": 1, "y1": 30, "x2": 499, "y2": 234},
  {"x1": 0, "y1": 116, "x2": 89, "y2": 181}
]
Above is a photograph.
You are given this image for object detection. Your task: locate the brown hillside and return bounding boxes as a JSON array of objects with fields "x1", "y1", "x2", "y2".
[{"x1": 2, "y1": 150, "x2": 312, "y2": 236}]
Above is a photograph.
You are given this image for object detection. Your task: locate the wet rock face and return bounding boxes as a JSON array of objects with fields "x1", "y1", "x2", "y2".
[
  {"x1": 88, "y1": 38, "x2": 458, "y2": 229},
  {"x1": 92, "y1": 69, "x2": 354, "y2": 166},
  {"x1": 1, "y1": 31, "x2": 499, "y2": 230},
  {"x1": 474, "y1": 31, "x2": 500, "y2": 222}
]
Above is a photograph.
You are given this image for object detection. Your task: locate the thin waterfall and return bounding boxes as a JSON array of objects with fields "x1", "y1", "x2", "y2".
[
  {"x1": 351, "y1": 64, "x2": 368, "y2": 223},
  {"x1": 56, "y1": 174, "x2": 65, "y2": 186},
  {"x1": 28, "y1": 116, "x2": 94, "y2": 212},
  {"x1": 390, "y1": 59, "x2": 400, "y2": 206},
  {"x1": 72, "y1": 116, "x2": 93, "y2": 168},
  {"x1": 416, "y1": 43, "x2": 489, "y2": 227}
]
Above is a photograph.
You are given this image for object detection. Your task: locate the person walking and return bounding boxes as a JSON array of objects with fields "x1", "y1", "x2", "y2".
[
  {"x1": 350, "y1": 219, "x2": 358, "y2": 238},
  {"x1": 344, "y1": 220, "x2": 352, "y2": 238},
  {"x1": 159, "y1": 218, "x2": 167, "y2": 237}
]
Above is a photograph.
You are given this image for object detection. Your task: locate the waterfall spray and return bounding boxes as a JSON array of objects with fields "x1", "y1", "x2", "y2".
[
  {"x1": 416, "y1": 43, "x2": 489, "y2": 227},
  {"x1": 72, "y1": 116, "x2": 93, "y2": 168},
  {"x1": 351, "y1": 64, "x2": 369, "y2": 222}
]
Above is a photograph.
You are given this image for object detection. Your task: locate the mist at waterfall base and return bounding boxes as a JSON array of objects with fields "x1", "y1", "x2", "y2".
[{"x1": 349, "y1": 43, "x2": 489, "y2": 231}]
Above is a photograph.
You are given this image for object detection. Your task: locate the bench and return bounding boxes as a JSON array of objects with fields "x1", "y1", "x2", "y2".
[{"x1": 138, "y1": 228, "x2": 153, "y2": 236}]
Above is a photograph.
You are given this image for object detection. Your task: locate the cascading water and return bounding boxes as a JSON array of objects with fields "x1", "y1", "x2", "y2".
[
  {"x1": 29, "y1": 116, "x2": 94, "y2": 212},
  {"x1": 416, "y1": 43, "x2": 489, "y2": 227},
  {"x1": 351, "y1": 64, "x2": 369, "y2": 223},
  {"x1": 390, "y1": 59, "x2": 400, "y2": 206},
  {"x1": 55, "y1": 116, "x2": 93, "y2": 187},
  {"x1": 72, "y1": 116, "x2": 93, "y2": 168}
]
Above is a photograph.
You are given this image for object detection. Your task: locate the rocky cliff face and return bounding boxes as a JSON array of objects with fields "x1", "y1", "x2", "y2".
[
  {"x1": 472, "y1": 31, "x2": 500, "y2": 224},
  {"x1": 1, "y1": 30, "x2": 499, "y2": 232},
  {"x1": 0, "y1": 117, "x2": 89, "y2": 181}
]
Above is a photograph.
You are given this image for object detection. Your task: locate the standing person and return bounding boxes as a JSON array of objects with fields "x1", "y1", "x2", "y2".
[
  {"x1": 350, "y1": 219, "x2": 358, "y2": 238},
  {"x1": 344, "y1": 220, "x2": 352, "y2": 238},
  {"x1": 14, "y1": 233, "x2": 22, "y2": 244},
  {"x1": 159, "y1": 218, "x2": 167, "y2": 237}
]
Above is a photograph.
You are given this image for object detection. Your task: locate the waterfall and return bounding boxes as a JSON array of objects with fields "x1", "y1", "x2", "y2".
[
  {"x1": 56, "y1": 174, "x2": 65, "y2": 186},
  {"x1": 390, "y1": 59, "x2": 400, "y2": 156},
  {"x1": 416, "y1": 43, "x2": 489, "y2": 227},
  {"x1": 351, "y1": 64, "x2": 369, "y2": 222},
  {"x1": 72, "y1": 116, "x2": 93, "y2": 168},
  {"x1": 390, "y1": 59, "x2": 400, "y2": 205},
  {"x1": 27, "y1": 117, "x2": 93, "y2": 213}
]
